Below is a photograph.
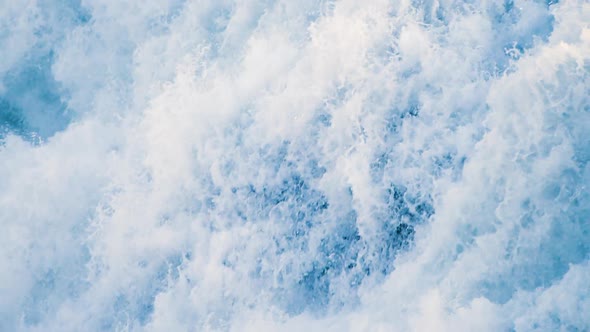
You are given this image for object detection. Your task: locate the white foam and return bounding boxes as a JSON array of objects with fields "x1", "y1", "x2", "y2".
[{"x1": 1, "y1": 0, "x2": 589, "y2": 331}]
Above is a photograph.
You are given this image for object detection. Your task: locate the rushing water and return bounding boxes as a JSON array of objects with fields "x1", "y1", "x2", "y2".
[{"x1": 1, "y1": 0, "x2": 589, "y2": 331}]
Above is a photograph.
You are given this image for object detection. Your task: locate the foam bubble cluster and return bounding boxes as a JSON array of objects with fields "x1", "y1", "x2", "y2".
[{"x1": 1, "y1": 0, "x2": 589, "y2": 331}]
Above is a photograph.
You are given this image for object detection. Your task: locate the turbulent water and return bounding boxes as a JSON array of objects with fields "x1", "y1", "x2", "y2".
[{"x1": 1, "y1": 0, "x2": 589, "y2": 331}]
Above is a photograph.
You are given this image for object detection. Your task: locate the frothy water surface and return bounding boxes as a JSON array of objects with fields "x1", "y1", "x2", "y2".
[{"x1": 1, "y1": 0, "x2": 589, "y2": 331}]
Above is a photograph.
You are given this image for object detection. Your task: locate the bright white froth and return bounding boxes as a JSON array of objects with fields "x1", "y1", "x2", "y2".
[{"x1": 1, "y1": 0, "x2": 589, "y2": 331}]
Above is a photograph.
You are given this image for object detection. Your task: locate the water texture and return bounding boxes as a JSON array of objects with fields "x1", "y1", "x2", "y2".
[{"x1": 1, "y1": 0, "x2": 589, "y2": 331}]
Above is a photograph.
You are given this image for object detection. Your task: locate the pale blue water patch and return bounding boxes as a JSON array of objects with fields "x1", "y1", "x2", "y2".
[
  {"x1": 0, "y1": 51, "x2": 69, "y2": 141},
  {"x1": 0, "y1": 0, "x2": 90, "y2": 141}
]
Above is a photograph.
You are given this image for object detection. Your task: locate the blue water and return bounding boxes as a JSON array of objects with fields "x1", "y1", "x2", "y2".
[{"x1": 1, "y1": 0, "x2": 589, "y2": 331}]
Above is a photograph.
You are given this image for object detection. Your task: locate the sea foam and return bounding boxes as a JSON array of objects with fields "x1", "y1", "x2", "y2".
[{"x1": 1, "y1": 0, "x2": 589, "y2": 331}]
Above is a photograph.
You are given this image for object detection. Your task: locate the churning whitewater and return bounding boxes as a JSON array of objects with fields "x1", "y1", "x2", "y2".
[{"x1": 1, "y1": 0, "x2": 589, "y2": 331}]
